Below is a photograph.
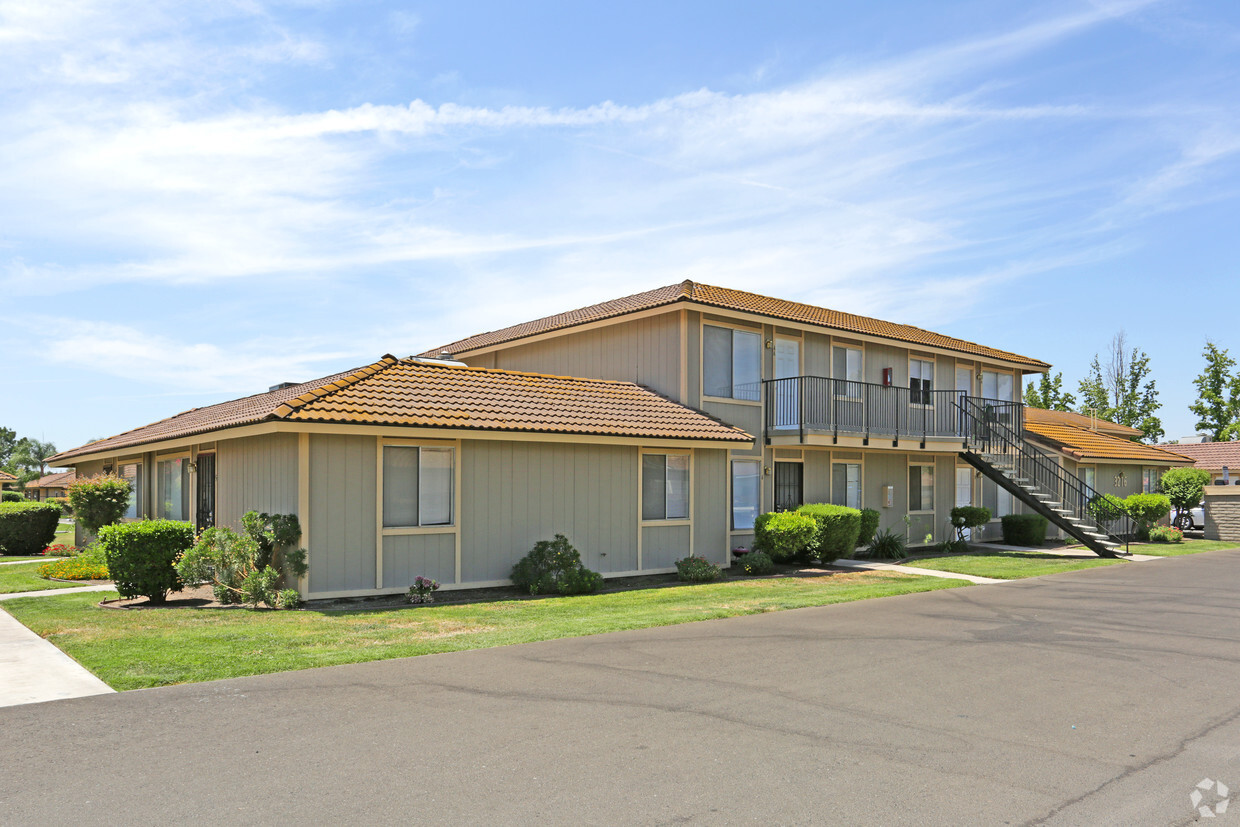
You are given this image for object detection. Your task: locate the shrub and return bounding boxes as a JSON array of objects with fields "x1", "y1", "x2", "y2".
[
  {"x1": 0, "y1": 502, "x2": 60, "y2": 556},
  {"x1": 39, "y1": 545, "x2": 109, "y2": 581},
  {"x1": 862, "y1": 529, "x2": 906, "y2": 560},
  {"x1": 48, "y1": 496, "x2": 73, "y2": 517},
  {"x1": 796, "y1": 504, "x2": 861, "y2": 564},
  {"x1": 408, "y1": 575, "x2": 440, "y2": 604},
  {"x1": 509, "y1": 534, "x2": 604, "y2": 595},
  {"x1": 277, "y1": 588, "x2": 302, "y2": 609},
  {"x1": 176, "y1": 512, "x2": 308, "y2": 609},
  {"x1": 1122, "y1": 493, "x2": 1171, "y2": 539},
  {"x1": 857, "y1": 509, "x2": 881, "y2": 546},
  {"x1": 1148, "y1": 525, "x2": 1184, "y2": 544},
  {"x1": 1, "y1": 491, "x2": 26, "y2": 503},
  {"x1": 98, "y1": 519, "x2": 192, "y2": 604},
  {"x1": 1160, "y1": 467, "x2": 1211, "y2": 525},
  {"x1": 1001, "y1": 514, "x2": 1049, "y2": 547},
  {"x1": 1087, "y1": 494, "x2": 1126, "y2": 529},
  {"x1": 68, "y1": 474, "x2": 132, "y2": 535},
  {"x1": 737, "y1": 550, "x2": 774, "y2": 575},
  {"x1": 753, "y1": 511, "x2": 818, "y2": 562},
  {"x1": 675, "y1": 555, "x2": 723, "y2": 582},
  {"x1": 950, "y1": 506, "x2": 991, "y2": 543}
]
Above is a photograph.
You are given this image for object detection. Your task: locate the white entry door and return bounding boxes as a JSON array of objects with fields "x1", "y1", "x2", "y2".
[
  {"x1": 773, "y1": 338, "x2": 800, "y2": 427},
  {"x1": 955, "y1": 467, "x2": 974, "y2": 540}
]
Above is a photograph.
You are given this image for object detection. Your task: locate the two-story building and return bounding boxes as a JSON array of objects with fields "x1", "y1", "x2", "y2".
[{"x1": 50, "y1": 281, "x2": 1140, "y2": 598}]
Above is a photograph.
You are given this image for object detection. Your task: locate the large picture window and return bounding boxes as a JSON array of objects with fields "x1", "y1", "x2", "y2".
[
  {"x1": 120, "y1": 462, "x2": 142, "y2": 520},
  {"x1": 642, "y1": 453, "x2": 689, "y2": 521},
  {"x1": 909, "y1": 464, "x2": 934, "y2": 513},
  {"x1": 157, "y1": 457, "x2": 190, "y2": 521},
  {"x1": 703, "y1": 324, "x2": 761, "y2": 401},
  {"x1": 831, "y1": 462, "x2": 861, "y2": 509},
  {"x1": 383, "y1": 446, "x2": 454, "y2": 528},
  {"x1": 731, "y1": 459, "x2": 761, "y2": 530}
]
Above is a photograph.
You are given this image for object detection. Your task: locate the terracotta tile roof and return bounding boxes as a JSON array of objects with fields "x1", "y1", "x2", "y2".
[
  {"x1": 277, "y1": 359, "x2": 752, "y2": 442},
  {"x1": 26, "y1": 471, "x2": 76, "y2": 489},
  {"x1": 421, "y1": 280, "x2": 1051, "y2": 370},
  {"x1": 1152, "y1": 441, "x2": 1240, "y2": 471},
  {"x1": 1025, "y1": 420, "x2": 1193, "y2": 464},
  {"x1": 0, "y1": 470, "x2": 16, "y2": 483},
  {"x1": 1023, "y1": 407, "x2": 1144, "y2": 439},
  {"x1": 52, "y1": 356, "x2": 751, "y2": 463}
]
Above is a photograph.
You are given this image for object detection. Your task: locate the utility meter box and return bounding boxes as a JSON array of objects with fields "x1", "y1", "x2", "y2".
[{"x1": 881, "y1": 484, "x2": 894, "y2": 508}]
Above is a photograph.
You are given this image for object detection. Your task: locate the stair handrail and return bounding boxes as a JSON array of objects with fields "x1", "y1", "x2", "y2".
[{"x1": 957, "y1": 396, "x2": 1135, "y2": 554}]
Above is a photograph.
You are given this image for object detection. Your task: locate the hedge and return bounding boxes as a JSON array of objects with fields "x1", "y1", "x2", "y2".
[
  {"x1": 1000, "y1": 513, "x2": 1049, "y2": 547},
  {"x1": 796, "y1": 503, "x2": 861, "y2": 564},
  {"x1": 753, "y1": 511, "x2": 818, "y2": 562},
  {"x1": 0, "y1": 502, "x2": 60, "y2": 556},
  {"x1": 98, "y1": 520, "x2": 194, "y2": 604},
  {"x1": 857, "y1": 508, "x2": 881, "y2": 547}
]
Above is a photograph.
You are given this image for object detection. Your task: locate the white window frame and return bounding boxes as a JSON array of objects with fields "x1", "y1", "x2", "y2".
[
  {"x1": 379, "y1": 440, "x2": 458, "y2": 535},
  {"x1": 702, "y1": 321, "x2": 763, "y2": 404},
  {"x1": 642, "y1": 449, "x2": 691, "y2": 525},
  {"x1": 908, "y1": 462, "x2": 935, "y2": 514},
  {"x1": 155, "y1": 452, "x2": 191, "y2": 522},
  {"x1": 730, "y1": 457, "x2": 762, "y2": 531}
]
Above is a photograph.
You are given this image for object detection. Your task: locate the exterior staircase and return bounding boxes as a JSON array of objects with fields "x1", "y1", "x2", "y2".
[{"x1": 956, "y1": 398, "x2": 1133, "y2": 559}]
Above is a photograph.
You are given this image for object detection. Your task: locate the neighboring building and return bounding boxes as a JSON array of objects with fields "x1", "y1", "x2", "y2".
[
  {"x1": 0, "y1": 469, "x2": 17, "y2": 493},
  {"x1": 51, "y1": 280, "x2": 1150, "y2": 598},
  {"x1": 1152, "y1": 441, "x2": 1240, "y2": 485},
  {"x1": 23, "y1": 470, "x2": 76, "y2": 502}
]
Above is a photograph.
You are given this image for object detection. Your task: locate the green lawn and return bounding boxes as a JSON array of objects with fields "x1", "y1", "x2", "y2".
[
  {"x1": 0, "y1": 556, "x2": 51, "y2": 562},
  {"x1": 1129, "y1": 539, "x2": 1240, "y2": 557},
  {"x1": 52, "y1": 522, "x2": 75, "y2": 547},
  {"x1": 4, "y1": 571, "x2": 965, "y2": 691},
  {"x1": 903, "y1": 550, "x2": 1121, "y2": 579},
  {"x1": 0, "y1": 561, "x2": 87, "y2": 594}
]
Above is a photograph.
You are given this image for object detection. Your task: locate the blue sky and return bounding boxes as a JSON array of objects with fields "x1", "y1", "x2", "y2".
[{"x1": 2, "y1": 0, "x2": 1238, "y2": 455}]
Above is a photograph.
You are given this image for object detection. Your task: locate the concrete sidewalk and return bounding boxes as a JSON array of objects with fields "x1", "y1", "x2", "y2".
[
  {"x1": 833, "y1": 558, "x2": 1006, "y2": 583},
  {"x1": 0, "y1": 607, "x2": 113, "y2": 708},
  {"x1": 0, "y1": 584, "x2": 116, "y2": 601},
  {"x1": 973, "y1": 542, "x2": 1165, "y2": 561}
]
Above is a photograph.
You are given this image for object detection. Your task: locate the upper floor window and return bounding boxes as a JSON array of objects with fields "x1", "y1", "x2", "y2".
[
  {"x1": 910, "y1": 358, "x2": 934, "y2": 405},
  {"x1": 383, "y1": 446, "x2": 454, "y2": 527},
  {"x1": 704, "y1": 325, "x2": 761, "y2": 401},
  {"x1": 981, "y1": 370, "x2": 1014, "y2": 402},
  {"x1": 833, "y1": 346, "x2": 862, "y2": 383},
  {"x1": 642, "y1": 453, "x2": 689, "y2": 521}
]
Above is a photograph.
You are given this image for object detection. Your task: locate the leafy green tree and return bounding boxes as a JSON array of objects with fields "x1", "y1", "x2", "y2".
[
  {"x1": 1075, "y1": 333, "x2": 1163, "y2": 443},
  {"x1": 1024, "y1": 372, "x2": 1077, "y2": 411},
  {"x1": 1160, "y1": 467, "x2": 1211, "y2": 527},
  {"x1": 0, "y1": 427, "x2": 18, "y2": 473},
  {"x1": 1189, "y1": 341, "x2": 1240, "y2": 442}
]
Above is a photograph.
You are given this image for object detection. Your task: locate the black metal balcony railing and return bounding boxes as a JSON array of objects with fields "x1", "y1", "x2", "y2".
[{"x1": 761, "y1": 375, "x2": 1020, "y2": 443}]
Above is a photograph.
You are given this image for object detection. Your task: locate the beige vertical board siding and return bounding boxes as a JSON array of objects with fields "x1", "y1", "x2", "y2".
[
  {"x1": 702, "y1": 400, "x2": 761, "y2": 454},
  {"x1": 382, "y1": 533, "x2": 456, "y2": 588},
  {"x1": 864, "y1": 451, "x2": 908, "y2": 534},
  {"x1": 143, "y1": 451, "x2": 156, "y2": 518},
  {"x1": 935, "y1": 454, "x2": 956, "y2": 543},
  {"x1": 476, "y1": 313, "x2": 682, "y2": 400},
  {"x1": 1093, "y1": 464, "x2": 1143, "y2": 498},
  {"x1": 804, "y1": 449, "x2": 831, "y2": 503},
  {"x1": 865, "y1": 343, "x2": 907, "y2": 386},
  {"x1": 692, "y1": 448, "x2": 726, "y2": 563},
  {"x1": 686, "y1": 310, "x2": 702, "y2": 407},
  {"x1": 308, "y1": 434, "x2": 377, "y2": 594},
  {"x1": 460, "y1": 439, "x2": 638, "y2": 582},
  {"x1": 641, "y1": 525, "x2": 690, "y2": 569},
  {"x1": 804, "y1": 332, "x2": 830, "y2": 377},
  {"x1": 214, "y1": 433, "x2": 299, "y2": 530}
]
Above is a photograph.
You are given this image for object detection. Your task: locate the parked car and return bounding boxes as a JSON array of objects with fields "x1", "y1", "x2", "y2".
[{"x1": 1174, "y1": 504, "x2": 1205, "y2": 531}]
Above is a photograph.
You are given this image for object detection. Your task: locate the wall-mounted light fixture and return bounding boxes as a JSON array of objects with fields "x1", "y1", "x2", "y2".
[
  {"x1": 765, "y1": 339, "x2": 774, "y2": 349},
  {"x1": 187, "y1": 461, "x2": 198, "y2": 474},
  {"x1": 763, "y1": 465, "x2": 772, "y2": 476}
]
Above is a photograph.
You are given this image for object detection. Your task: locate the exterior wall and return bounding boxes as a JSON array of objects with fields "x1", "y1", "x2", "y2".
[
  {"x1": 215, "y1": 432, "x2": 299, "y2": 531},
  {"x1": 463, "y1": 312, "x2": 682, "y2": 400},
  {"x1": 1204, "y1": 488, "x2": 1240, "y2": 542},
  {"x1": 308, "y1": 433, "x2": 377, "y2": 595},
  {"x1": 692, "y1": 448, "x2": 728, "y2": 564}
]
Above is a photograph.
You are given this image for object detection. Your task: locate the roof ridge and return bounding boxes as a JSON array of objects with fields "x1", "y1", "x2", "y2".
[{"x1": 273, "y1": 355, "x2": 400, "y2": 419}]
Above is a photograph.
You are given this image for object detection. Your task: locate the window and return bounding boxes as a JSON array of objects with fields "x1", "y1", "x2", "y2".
[
  {"x1": 910, "y1": 359, "x2": 934, "y2": 405},
  {"x1": 832, "y1": 462, "x2": 861, "y2": 509},
  {"x1": 774, "y1": 462, "x2": 803, "y2": 512},
  {"x1": 981, "y1": 478, "x2": 1012, "y2": 518},
  {"x1": 1081, "y1": 466, "x2": 1096, "y2": 493},
  {"x1": 157, "y1": 457, "x2": 190, "y2": 521},
  {"x1": 1142, "y1": 468, "x2": 1157, "y2": 493},
  {"x1": 642, "y1": 453, "x2": 689, "y2": 521},
  {"x1": 383, "y1": 446, "x2": 454, "y2": 527},
  {"x1": 120, "y1": 462, "x2": 142, "y2": 520},
  {"x1": 731, "y1": 459, "x2": 761, "y2": 530},
  {"x1": 981, "y1": 370, "x2": 1014, "y2": 402},
  {"x1": 909, "y1": 464, "x2": 934, "y2": 513},
  {"x1": 703, "y1": 325, "x2": 761, "y2": 400},
  {"x1": 833, "y1": 346, "x2": 862, "y2": 383}
]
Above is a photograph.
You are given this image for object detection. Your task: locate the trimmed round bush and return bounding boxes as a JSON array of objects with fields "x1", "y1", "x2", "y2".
[
  {"x1": 753, "y1": 511, "x2": 818, "y2": 562},
  {"x1": 950, "y1": 506, "x2": 991, "y2": 543},
  {"x1": 0, "y1": 502, "x2": 60, "y2": 556},
  {"x1": 68, "y1": 474, "x2": 132, "y2": 535},
  {"x1": 857, "y1": 508, "x2": 880, "y2": 547},
  {"x1": 1000, "y1": 513, "x2": 1049, "y2": 547},
  {"x1": 795, "y1": 503, "x2": 861, "y2": 564},
  {"x1": 737, "y1": 551, "x2": 774, "y2": 575},
  {"x1": 98, "y1": 519, "x2": 193, "y2": 604},
  {"x1": 1, "y1": 491, "x2": 27, "y2": 503},
  {"x1": 675, "y1": 555, "x2": 723, "y2": 582},
  {"x1": 510, "y1": 534, "x2": 604, "y2": 595}
]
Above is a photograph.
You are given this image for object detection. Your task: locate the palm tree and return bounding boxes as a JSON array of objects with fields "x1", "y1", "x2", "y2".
[{"x1": 14, "y1": 438, "x2": 57, "y2": 479}]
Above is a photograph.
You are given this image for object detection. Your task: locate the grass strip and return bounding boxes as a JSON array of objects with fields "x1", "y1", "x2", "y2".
[
  {"x1": 4, "y1": 571, "x2": 964, "y2": 690},
  {"x1": 903, "y1": 550, "x2": 1119, "y2": 579},
  {"x1": 0, "y1": 561, "x2": 88, "y2": 594}
]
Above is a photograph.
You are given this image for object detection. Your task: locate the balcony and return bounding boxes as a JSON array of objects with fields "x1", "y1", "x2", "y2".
[{"x1": 762, "y1": 376, "x2": 1023, "y2": 446}]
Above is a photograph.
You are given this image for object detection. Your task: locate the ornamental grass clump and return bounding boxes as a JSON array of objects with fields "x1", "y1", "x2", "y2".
[
  {"x1": 861, "y1": 529, "x2": 907, "y2": 560},
  {"x1": 675, "y1": 555, "x2": 723, "y2": 583},
  {"x1": 509, "y1": 534, "x2": 603, "y2": 595}
]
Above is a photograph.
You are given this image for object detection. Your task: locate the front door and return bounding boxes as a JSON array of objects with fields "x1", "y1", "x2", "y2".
[
  {"x1": 773, "y1": 338, "x2": 801, "y2": 428},
  {"x1": 955, "y1": 467, "x2": 973, "y2": 540},
  {"x1": 195, "y1": 453, "x2": 216, "y2": 532},
  {"x1": 774, "y1": 462, "x2": 803, "y2": 512}
]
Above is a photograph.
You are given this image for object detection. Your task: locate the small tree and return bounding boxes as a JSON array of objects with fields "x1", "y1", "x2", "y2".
[
  {"x1": 1159, "y1": 467, "x2": 1211, "y2": 527},
  {"x1": 1122, "y1": 493, "x2": 1171, "y2": 540},
  {"x1": 68, "y1": 474, "x2": 132, "y2": 535},
  {"x1": 950, "y1": 506, "x2": 991, "y2": 545},
  {"x1": 176, "y1": 511, "x2": 307, "y2": 608},
  {"x1": 1189, "y1": 341, "x2": 1240, "y2": 442}
]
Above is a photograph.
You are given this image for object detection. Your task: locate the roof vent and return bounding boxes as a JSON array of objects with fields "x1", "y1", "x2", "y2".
[{"x1": 269, "y1": 381, "x2": 299, "y2": 392}]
